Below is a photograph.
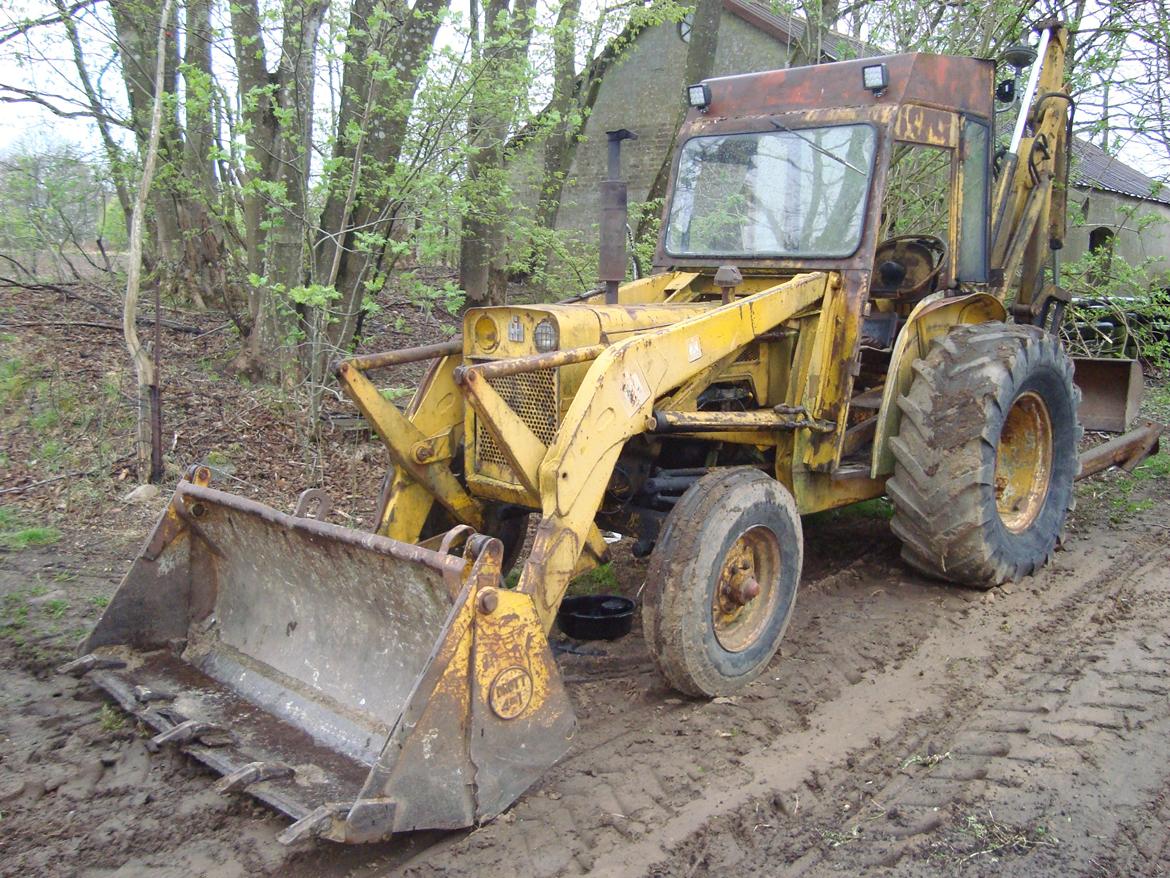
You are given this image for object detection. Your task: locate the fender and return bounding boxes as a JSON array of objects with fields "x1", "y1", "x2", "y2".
[{"x1": 870, "y1": 291, "x2": 1008, "y2": 478}]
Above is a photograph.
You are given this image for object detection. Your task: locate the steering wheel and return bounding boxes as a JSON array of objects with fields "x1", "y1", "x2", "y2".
[{"x1": 871, "y1": 235, "x2": 948, "y2": 299}]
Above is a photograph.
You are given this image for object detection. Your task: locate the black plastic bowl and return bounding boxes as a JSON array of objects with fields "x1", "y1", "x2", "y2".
[{"x1": 557, "y1": 594, "x2": 636, "y2": 641}]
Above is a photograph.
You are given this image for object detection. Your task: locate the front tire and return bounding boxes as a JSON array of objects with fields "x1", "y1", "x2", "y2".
[
  {"x1": 887, "y1": 322, "x2": 1080, "y2": 586},
  {"x1": 642, "y1": 468, "x2": 802, "y2": 697}
]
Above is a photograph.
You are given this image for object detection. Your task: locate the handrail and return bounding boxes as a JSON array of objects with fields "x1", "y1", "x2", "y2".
[
  {"x1": 334, "y1": 338, "x2": 463, "y2": 375},
  {"x1": 454, "y1": 344, "x2": 607, "y2": 383}
]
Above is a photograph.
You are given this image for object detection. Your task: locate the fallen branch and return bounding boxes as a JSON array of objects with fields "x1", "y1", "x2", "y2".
[
  {"x1": 0, "y1": 469, "x2": 91, "y2": 495},
  {"x1": 0, "y1": 276, "x2": 206, "y2": 332},
  {"x1": 1, "y1": 318, "x2": 201, "y2": 334}
]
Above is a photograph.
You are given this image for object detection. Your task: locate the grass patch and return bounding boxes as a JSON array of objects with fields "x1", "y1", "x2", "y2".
[
  {"x1": 0, "y1": 506, "x2": 61, "y2": 550},
  {"x1": 1, "y1": 526, "x2": 61, "y2": 550},
  {"x1": 98, "y1": 703, "x2": 125, "y2": 732},
  {"x1": 41, "y1": 599, "x2": 69, "y2": 619},
  {"x1": 567, "y1": 563, "x2": 620, "y2": 596},
  {"x1": 29, "y1": 407, "x2": 60, "y2": 431},
  {"x1": 1, "y1": 593, "x2": 30, "y2": 632},
  {"x1": 1130, "y1": 447, "x2": 1170, "y2": 480},
  {"x1": 806, "y1": 496, "x2": 894, "y2": 526},
  {"x1": 0, "y1": 358, "x2": 29, "y2": 405}
]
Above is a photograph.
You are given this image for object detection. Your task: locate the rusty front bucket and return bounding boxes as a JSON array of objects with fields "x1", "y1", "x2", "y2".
[
  {"x1": 1073, "y1": 357, "x2": 1144, "y2": 433},
  {"x1": 68, "y1": 468, "x2": 575, "y2": 844}
]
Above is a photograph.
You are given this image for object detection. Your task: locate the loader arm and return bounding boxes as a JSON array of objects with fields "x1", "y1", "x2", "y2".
[
  {"x1": 518, "y1": 272, "x2": 832, "y2": 629},
  {"x1": 336, "y1": 347, "x2": 483, "y2": 538},
  {"x1": 989, "y1": 22, "x2": 1071, "y2": 311}
]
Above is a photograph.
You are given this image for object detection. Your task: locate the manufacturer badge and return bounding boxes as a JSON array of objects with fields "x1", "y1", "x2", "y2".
[
  {"x1": 489, "y1": 666, "x2": 533, "y2": 719},
  {"x1": 508, "y1": 315, "x2": 524, "y2": 343}
]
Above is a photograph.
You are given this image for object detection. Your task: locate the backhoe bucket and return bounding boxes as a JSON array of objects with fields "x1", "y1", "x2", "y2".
[
  {"x1": 1073, "y1": 357, "x2": 1144, "y2": 433},
  {"x1": 69, "y1": 468, "x2": 575, "y2": 844}
]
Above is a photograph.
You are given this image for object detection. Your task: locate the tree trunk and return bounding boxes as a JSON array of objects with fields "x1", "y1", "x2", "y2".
[
  {"x1": 228, "y1": 0, "x2": 327, "y2": 382},
  {"x1": 313, "y1": 0, "x2": 450, "y2": 355},
  {"x1": 459, "y1": 0, "x2": 538, "y2": 305},
  {"x1": 123, "y1": 0, "x2": 174, "y2": 484},
  {"x1": 535, "y1": 0, "x2": 581, "y2": 233}
]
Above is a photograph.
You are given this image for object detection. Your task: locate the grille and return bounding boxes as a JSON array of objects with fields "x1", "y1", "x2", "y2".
[
  {"x1": 476, "y1": 368, "x2": 559, "y2": 471},
  {"x1": 734, "y1": 342, "x2": 760, "y2": 363}
]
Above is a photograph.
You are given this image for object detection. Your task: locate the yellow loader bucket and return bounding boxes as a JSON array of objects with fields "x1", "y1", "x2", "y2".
[
  {"x1": 66, "y1": 468, "x2": 575, "y2": 844},
  {"x1": 1073, "y1": 357, "x2": 1144, "y2": 433}
]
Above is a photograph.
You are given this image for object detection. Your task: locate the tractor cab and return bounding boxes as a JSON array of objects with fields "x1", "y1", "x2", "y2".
[{"x1": 657, "y1": 52, "x2": 997, "y2": 302}]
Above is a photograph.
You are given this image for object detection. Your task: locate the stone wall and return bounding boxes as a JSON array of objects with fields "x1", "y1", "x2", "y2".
[{"x1": 1065, "y1": 189, "x2": 1170, "y2": 284}]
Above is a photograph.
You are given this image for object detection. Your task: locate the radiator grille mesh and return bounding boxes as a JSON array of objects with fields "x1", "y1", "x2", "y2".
[{"x1": 475, "y1": 368, "x2": 558, "y2": 470}]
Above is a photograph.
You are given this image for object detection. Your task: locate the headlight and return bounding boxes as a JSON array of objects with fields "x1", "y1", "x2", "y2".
[
  {"x1": 473, "y1": 315, "x2": 498, "y2": 352},
  {"x1": 534, "y1": 318, "x2": 559, "y2": 352}
]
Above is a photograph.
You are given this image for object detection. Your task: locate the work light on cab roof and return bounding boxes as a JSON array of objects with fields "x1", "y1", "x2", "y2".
[{"x1": 686, "y1": 82, "x2": 711, "y2": 110}]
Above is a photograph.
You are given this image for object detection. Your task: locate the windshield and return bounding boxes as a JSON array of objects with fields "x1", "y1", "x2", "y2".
[{"x1": 664, "y1": 123, "x2": 877, "y2": 258}]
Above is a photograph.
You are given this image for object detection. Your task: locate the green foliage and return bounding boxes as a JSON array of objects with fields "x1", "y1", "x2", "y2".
[
  {"x1": 398, "y1": 273, "x2": 466, "y2": 315},
  {"x1": 806, "y1": 497, "x2": 894, "y2": 527},
  {"x1": 0, "y1": 138, "x2": 124, "y2": 275},
  {"x1": 1059, "y1": 212, "x2": 1170, "y2": 371},
  {"x1": 379, "y1": 386, "x2": 414, "y2": 403}
]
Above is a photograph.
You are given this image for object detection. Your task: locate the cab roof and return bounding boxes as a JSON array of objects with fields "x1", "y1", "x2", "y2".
[{"x1": 698, "y1": 53, "x2": 995, "y2": 120}]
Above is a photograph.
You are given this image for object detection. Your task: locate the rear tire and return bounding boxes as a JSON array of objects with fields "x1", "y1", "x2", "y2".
[
  {"x1": 887, "y1": 322, "x2": 1080, "y2": 587},
  {"x1": 642, "y1": 468, "x2": 802, "y2": 697}
]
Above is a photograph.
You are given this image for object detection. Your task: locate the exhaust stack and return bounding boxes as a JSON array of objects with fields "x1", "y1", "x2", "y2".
[{"x1": 599, "y1": 128, "x2": 637, "y2": 304}]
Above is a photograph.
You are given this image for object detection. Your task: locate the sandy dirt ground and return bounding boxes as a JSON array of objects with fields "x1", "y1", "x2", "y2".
[{"x1": 3, "y1": 283, "x2": 1169, "y2": 877}]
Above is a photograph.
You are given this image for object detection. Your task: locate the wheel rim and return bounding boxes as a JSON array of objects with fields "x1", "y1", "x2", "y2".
[
  {"x1": 995, "y1": 391, "x2": 1054, "y2": 533},
  {"x1": 711, "y1": 525, "x2": 782, "y2": 652}
]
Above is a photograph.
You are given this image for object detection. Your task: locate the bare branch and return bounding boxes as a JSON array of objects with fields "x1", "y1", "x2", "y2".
[{"x1": 0, "y1": 0, "x2": 103, "y2": 47}]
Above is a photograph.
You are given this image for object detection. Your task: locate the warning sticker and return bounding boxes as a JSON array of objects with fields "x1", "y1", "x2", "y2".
[
  {"x1": 620, "y1": 368, "x2": 651, "y2": 417},
  {"x1": 687, "y1": 336, "x2": 703, "y2": 362}
]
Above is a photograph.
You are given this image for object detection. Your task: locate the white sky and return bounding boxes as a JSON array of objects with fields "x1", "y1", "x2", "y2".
[{"x1": 1, "y1": 0, "x2": 1165, "y2": 181}]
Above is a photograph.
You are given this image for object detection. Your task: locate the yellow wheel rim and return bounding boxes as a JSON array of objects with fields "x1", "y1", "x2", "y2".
[
  {"x1": 712, "y1": 526, "x2": 781, "y2": 652},
  {"x1": 995, "y1": 391, "x2": 1053, "y2": 533}
]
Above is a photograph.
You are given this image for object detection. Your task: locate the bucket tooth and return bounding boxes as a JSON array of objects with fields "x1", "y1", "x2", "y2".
[
  {"x1": 58, "y1": 654, "x2": 126, "y2": 676},
  {"x1": 149, "y1": 719, "x2": 233, "y2": 749},
  {"x1": 278, "y1": 803, "x2": 351, "y2": 846},
  {"x1": 216, "y1": 761, "x2": 295, "y2": 793}
]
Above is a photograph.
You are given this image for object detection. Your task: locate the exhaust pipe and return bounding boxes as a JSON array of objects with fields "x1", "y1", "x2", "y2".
[{"x1": 599, "y1": 128, "x2": 637, "y2": 304}]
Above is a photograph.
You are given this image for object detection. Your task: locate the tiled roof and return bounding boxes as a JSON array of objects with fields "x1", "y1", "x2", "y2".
[
  {"x1": 1071, "y1": 137, "x2": 1170, "y2": 205},
  {"x1": 723, "y1": 0, "x2": 872, "y2": 61}
]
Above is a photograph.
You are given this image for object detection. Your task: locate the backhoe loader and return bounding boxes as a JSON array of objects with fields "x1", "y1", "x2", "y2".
[{"x1": 72, "y1": 20, "x2": 1160, "y2": 844}]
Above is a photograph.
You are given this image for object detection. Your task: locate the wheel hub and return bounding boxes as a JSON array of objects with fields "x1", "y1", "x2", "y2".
[
  {"x1": 994, "y1": 390, "x2": 1054, "y2": 533},
  {"x1": 712, "y1": 526, "x2": 781, "y2": 652}
]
